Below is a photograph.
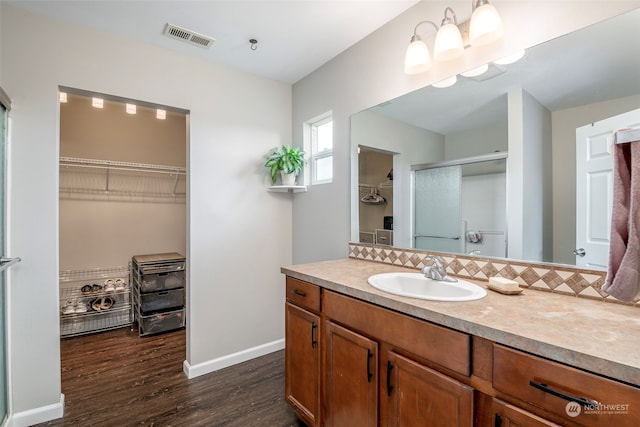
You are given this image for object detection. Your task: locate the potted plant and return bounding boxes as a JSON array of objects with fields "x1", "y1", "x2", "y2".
[{"x1": 264, "y1": 145, "x2": 305, "y2": 186}]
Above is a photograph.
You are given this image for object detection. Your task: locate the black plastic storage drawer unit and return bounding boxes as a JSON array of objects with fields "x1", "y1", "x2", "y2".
[{"x1": 131, "y1": 252, "x2": 186, "y2": 337}]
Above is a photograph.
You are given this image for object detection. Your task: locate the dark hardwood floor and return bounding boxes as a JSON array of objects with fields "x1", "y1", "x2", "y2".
[{"x1": 37, "y1": 327, "x2": 305, "y2": 426}]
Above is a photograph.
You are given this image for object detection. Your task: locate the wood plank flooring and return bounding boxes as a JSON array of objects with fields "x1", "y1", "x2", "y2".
[{"x1": 37, "y1": 327, "x2": 305, "y2": 426}]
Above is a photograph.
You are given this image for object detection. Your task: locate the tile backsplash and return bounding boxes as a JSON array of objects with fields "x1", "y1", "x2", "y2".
[{"x1": 348, "y1": 243, "x2": 639, "y2": 306}]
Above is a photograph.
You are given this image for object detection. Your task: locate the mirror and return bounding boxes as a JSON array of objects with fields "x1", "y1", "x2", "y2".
[{"x1": 351, "y1": 8, "x2": 640, "y2": 268}]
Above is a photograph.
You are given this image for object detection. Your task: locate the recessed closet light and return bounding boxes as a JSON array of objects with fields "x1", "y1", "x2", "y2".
[
  {"x1": 156, "y1": 109, "x2": 166, "y2": 120},
  {"x1": 92, "y1": 98, "x2": 104, "y2": 108},
  {"x1": 126, "y1": 104, "x2": 136, "y2": 114},
  {"x1": 59, "y1": 92, "x2": 67, "y2": 103}
]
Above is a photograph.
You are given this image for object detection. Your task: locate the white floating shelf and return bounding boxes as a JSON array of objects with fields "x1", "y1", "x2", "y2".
[{"x1": 268, "y1": 185, "x2": 307, "y2": 193}]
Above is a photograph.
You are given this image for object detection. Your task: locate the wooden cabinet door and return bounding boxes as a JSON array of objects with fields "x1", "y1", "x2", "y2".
[
  {"x1": 492, "y1": 399, "x2": 561, "y2": 427},
  {"x1": 325, "y1": 320, "x2": 378, "y2": 427},
  {"x1": 285, "y1": 302, "x2": 320, "y2": 426},
  {"x1": 386, "y1": 351, "x2": 473, "y2": 427}
]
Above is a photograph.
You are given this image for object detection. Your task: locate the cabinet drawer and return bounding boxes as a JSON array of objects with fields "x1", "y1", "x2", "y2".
[
  {"x1": 139, "y1": 307, "x2": 185, "y2": 336},
  {"x1": 493, "y1": 345, "x2": 640, "y2": 427},
  {"x1": 324, "y1": 290, "x2": 470, "y2": 376},
  {"x1": 136, "y1": 270, "x2": 184, "y2": 292},
  {"x1": 286, "y1": 277, "x2": 320, "y2": 312},
  {"x1": 139, "y1": 288, "x2": 183, "y2": 313}
]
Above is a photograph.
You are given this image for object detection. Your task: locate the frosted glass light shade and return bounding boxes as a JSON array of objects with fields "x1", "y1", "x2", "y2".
[
  {"x1": 433, "y1": 23, "x2": 464, "y2": 61},
  {"x1": 460, "y1": 64, "x2": 488, "y2": 77},
  {"x1": 404, "y1": 38, "x2": 432, "y2": 74},
  {"x1": 432, "y1": 75, "x2": 457, "y2": 88},
  {"x1": 494, "y1": 50, "x2": 525, "y2": 65},
  {"x1": 469, "y1": 3, "x2": 504, "y2": 46}
]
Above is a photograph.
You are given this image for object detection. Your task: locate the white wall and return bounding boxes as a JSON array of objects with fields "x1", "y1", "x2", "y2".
[
  {"x1": 1, "y1": 5, "x2": 291, "y2": 424},
  {"x1": 292, "y1": 0, "x2": 640, "y2": 264},
  {"x1": 350, "y1": 110, "x2": 443, "y2": 248},
  {"x1": 445, "y1": 121, "x2": 508, "y2": 160}
]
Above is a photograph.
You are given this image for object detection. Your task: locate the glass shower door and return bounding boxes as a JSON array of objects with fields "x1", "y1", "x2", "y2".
[
  {"x1": 414, "y1": 166, "x2": 462, "y2": 253},
  {"x1": 0, "y1": 91, "x2": 11, "y2": 424}
]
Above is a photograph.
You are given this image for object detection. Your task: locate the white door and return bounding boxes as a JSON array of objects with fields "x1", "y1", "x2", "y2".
[{"x1": 575, "y1": 108, "x2": 640, "y2": 267}]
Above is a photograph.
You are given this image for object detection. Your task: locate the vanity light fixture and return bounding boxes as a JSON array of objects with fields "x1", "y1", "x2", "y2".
[
  {"x1": 404, "y1": 0, "x2": 504, "y2": 75},
  {"x1": 156, "y1": 109, "x2": 166, "y2": 120},
  {"x1": 59, "y1": 92, "x2": 67, "y2": 103},
  {"x1": 126, "y1": 103, "x2": 136, "y2": 114},
  {"x1": 92, "y1": 97, "x2": 104, "y2": 108},
  {"x1": 468, "y1": 0, "x2": 504, "y2": 46},
  {"x1": 433, "y1": 8, "x2": 464, "y2": 61}
]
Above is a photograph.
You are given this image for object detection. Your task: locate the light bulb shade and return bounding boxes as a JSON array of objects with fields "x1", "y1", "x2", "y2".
[
  {"x1": 404, "y1": 38, "x2": 432, "y2": 74},
  {"x1": 460, "y1": 63, "x2": 488, "y2": 77},
  {"x1": 433, "y1": 23, "x2": 464, "y2": 61},
  {"x1": 469, "y1": 3, "x2": 504, "y2": 46},
  {"x1": 432, "y1": 75, "x2": 457, "y2": 88}
]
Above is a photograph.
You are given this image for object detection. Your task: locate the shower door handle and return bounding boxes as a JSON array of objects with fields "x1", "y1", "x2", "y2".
[
  {"x1": 573, "y1": 248, "x2": 586, "y2": 257},
  {"x1": 0, "y1": 257, "x2": 21, "y2": 273}
]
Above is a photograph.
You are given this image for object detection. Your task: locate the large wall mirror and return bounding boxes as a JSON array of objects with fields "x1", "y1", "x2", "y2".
[{"x1": 351, "y1": 8, "x2": 640, "y2": 270}]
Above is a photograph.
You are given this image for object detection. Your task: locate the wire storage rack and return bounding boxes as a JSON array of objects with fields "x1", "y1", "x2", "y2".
[{"x1": 59, "y1": 265, "x2": 132, "y2": 337}]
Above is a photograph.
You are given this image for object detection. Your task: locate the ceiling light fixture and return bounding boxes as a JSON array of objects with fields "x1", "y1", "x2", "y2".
[
  {"x1": 249, "y1": 39, "x2": 258, "y2": 51},
  {"x1": 404, "y1": 0, "x2": 504, "y2": 75}
]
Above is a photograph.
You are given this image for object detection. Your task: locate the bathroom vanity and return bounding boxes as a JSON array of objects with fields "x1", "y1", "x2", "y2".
[{"x1": 282, "y1": 258, "x2": 640, "y2": 427}]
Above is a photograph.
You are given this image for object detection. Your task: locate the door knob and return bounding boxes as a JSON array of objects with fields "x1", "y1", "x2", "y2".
[{"x1": 573, "y1": 248, "x2": 586, "y2": 257}]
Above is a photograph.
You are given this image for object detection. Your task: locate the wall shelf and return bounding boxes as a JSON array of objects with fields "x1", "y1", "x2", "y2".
[
  {"x1": 268, "y1": 185, "x2": 307, "y2": 193},
  {"x1": 59, "y1": 156, "x2": 186, "y2": 201}
]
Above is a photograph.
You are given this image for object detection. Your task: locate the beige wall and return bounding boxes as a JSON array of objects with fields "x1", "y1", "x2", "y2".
[
  {"x1": 60, "y1": 94, "x2": 186, "y2": 166},
  {"x1": 358, "y1": 150, "x2": 393, "y2": 233},
  {"x1": 59, "y1": 94, "x2": 187, "y2": 271}
]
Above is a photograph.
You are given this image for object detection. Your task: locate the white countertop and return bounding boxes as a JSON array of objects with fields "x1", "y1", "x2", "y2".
[{"x1": 282, "y1": 258, "x2": 640, "y2": 386}]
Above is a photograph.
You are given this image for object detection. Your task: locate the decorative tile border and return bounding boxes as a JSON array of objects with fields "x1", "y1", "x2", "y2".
[{"x1": 348, "y1": 243, "x2": 639, "y2": 307}]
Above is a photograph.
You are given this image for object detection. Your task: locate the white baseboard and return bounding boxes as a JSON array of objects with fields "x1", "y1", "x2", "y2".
[
  {"x1": 183, "y1": 338, "x2": 285, "y2": 379},
  {"x1": 7, "y1": 393, "x2": 64, "y2": 427}
]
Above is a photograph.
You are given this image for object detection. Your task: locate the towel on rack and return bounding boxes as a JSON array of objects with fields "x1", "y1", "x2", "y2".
[{"x1": 602, "y1": 133, "x2": 640, "y2": 301}]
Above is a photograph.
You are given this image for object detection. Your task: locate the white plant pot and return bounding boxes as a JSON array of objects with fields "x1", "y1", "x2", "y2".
[{"x1": 280, "y1": 171, "x2": 297, "y2": 186}]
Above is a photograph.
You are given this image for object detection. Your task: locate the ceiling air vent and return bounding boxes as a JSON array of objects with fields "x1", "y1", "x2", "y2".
[{"x1": 164, "y1": 23, "x2": 215, "y2": 49}]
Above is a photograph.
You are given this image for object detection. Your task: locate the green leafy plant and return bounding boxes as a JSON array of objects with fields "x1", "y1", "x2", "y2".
[{"x1": 264, "y1": 145, "x2": 305, "y2": 184}]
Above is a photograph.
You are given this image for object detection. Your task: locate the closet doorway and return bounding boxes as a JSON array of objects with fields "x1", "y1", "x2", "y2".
[{"x1": 57, "y1": 88, "x2": 188, "y2": 340}]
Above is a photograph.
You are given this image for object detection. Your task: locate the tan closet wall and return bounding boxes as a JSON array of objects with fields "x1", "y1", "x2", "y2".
[
  {"x1": 358, "y1": 150, "x2": 393, "y2": 233},
  {"x1": 59, "y1": 94, "x2": 187, "y2": 271}
]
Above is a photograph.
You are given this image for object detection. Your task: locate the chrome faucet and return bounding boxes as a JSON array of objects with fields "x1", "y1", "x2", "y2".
[{"x1": 421, "y1": 255, "x2": 457, "y2": 283}]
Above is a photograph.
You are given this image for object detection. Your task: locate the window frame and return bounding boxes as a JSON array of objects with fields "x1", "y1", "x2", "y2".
[{"x1": 307, "y1": 113, "x2": 333, "y2": 185}]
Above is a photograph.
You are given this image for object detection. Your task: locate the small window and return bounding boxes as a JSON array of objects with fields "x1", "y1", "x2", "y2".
[{"x1": 308, "y1": 113, "x2": 333, "y2": 185}]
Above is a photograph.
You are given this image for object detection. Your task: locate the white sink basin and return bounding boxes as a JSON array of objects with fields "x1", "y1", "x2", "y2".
[{"x1": 367, "y1": 272, "x2": 487, "y2": 302}]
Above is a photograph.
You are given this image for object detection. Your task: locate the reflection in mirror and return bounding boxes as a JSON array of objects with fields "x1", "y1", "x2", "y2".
[
  {"x1": 351, "y1": 8, "x2": 640, "y2": 269},
  {"x1": 414, "y1": 156, "x2": 506, "y2": 258}
]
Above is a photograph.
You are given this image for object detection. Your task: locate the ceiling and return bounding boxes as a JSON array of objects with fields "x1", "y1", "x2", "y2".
[{"x1": 6, "y1": 0, "x2": 419, "y2": 84}]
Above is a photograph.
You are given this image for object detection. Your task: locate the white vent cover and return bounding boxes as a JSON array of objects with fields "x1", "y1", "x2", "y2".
[{"x1": 164, "y1": 23, "x2": 215, "y2": 49}]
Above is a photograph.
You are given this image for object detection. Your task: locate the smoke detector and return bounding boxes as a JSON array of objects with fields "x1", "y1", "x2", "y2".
[{"x1": 163, "y1": 23, "x2": 215, "y2": 49}]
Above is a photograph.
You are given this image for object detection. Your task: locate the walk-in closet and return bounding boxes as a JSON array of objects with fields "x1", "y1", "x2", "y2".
[{"x1": 58, "y1": 90, "x2": 187, "y2": 338}]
